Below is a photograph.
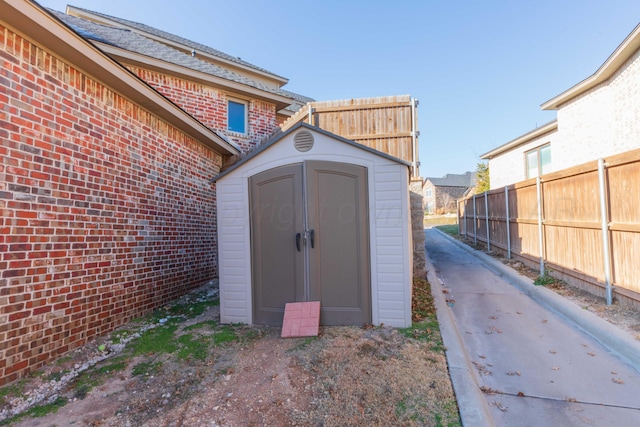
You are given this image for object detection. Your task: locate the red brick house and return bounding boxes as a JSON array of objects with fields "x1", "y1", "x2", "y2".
[{"x1": 0, "y1": 1, "x2": 308, "y2": 385}]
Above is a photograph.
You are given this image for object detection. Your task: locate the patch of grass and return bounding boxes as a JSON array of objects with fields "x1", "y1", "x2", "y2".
[
  {"x1": 0, "y1": 396, "x2": 68, "y2": 426},
  {"x1": 131, "y1": 324, "x2": 178, "y2": 356},
  {"x1": 289, "y1": 336, "x2": 319, "y2": 352},
  {"x1": 434, "y1": 401, "x2": 462, "y2": 427},
  {"x1": 169, "y1": 299, "x2": 219, "y2": 318},
  {"x1": 436, "y1": 224, "x2": 459, "y2": 237},
  {"x1": 399, "y1": 321, "x2": 445, "y2": 352},
  {"x1": 212, "y1": 325, "x2": 239, "y2": 346},
  {"x1": 45, "y1": 370, "x2": 68, "y2": 382},
  {"x1": 0, "y1": 379, "x2": 27, "y2": 401},
  {"x1": 176, "y1": 334, "x2": 210, "y2": 361},
  {"x1": 110, "y1": 329, "x2": 131, "y2": 344},
  {"x1": 93, "y1": 358, "x2": 128, "y2": 375},
  {"x1": 400, "y1": 278, "x2": 446, "y2": 351},
  {"x1": 131, "y1": 361, "x2": 162, "y2": 377},
  {"x1": 534, "y1": 272, "x2": 557, "y2": 286},
  {"x1": 424, "y1": 215, "x2": 458, "y2": 226},
  {"x1": 183, "y1": 320, "x2": 217, "y2": 331}
]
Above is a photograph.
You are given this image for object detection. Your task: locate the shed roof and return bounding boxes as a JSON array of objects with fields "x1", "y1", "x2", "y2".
[{"x1": 211, "y1": 122, "x2": 411, "y2": 182}]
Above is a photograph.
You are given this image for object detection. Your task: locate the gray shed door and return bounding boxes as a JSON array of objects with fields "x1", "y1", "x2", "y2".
[{"x1": 249, "y1": 161, "x2": 370, "y2": 326}]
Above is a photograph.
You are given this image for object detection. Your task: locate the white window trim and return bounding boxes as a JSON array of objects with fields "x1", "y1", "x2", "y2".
[
  {"x1": 525, "y1": 143, "x2": 551, "y2": 179},
  {"x1": 227, "y1": 97, "x2": 249, "y2": 136}
]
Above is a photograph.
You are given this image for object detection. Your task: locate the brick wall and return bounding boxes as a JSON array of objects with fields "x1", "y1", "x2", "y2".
[
  {"x1": 128, "y1": 68, "x2": 279, "y2": 152},
  {"x1": 555, "y1": 49, "x2": 640, "y2": 170},
  {"x1": 489, "y1": 48, "x2": 640, "y2": 189},
  {"x1": 0, "y1": 24, "x2": 223, "y2": 385}
]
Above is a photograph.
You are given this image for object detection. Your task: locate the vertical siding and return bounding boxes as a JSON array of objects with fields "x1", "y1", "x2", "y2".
[
  {"x1": 372, "y1": 164, "x2": 411, "y2": 327},
  {"x1": 217, "y1": 178, "x2": 251, "y2": 324},
  {"x1": 216, "y1": 130, "x2": 411, "y2": 328}
]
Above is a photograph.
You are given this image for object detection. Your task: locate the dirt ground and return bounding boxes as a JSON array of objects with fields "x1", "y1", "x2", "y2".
[{"x1": 1, "y1": 280, "x2": 460, "y2": 427}]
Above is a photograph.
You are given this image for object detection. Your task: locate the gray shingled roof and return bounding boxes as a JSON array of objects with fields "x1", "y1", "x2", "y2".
[
  {"x1": 49, "y1": 9, "x2": 295, "y2": 99},
  {"x1": 426, "y1": 172, "x2": 476, "y2": 187},
  {"x1": 278, "y1": 88, "x2": 316, "y2": 112},
  {"x1": 68, "y1": 5, "x2": 285, "y2": 81}
]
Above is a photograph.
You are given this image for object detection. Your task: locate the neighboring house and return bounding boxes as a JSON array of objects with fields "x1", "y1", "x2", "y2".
[
  {"x1": 423, "y1": 172, "x2": 476, "y2": 214},
  {"x1": 0, "y1": 0, "x2": 306, "y2": 386},
  {"x1": 481, "y1": 23, "x2": 640, "y2": 189}
]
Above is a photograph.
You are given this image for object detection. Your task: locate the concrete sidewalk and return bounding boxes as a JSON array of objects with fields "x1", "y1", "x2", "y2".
[{"x1": 425, "y1": 228, "x2": 640, "y2": 427}]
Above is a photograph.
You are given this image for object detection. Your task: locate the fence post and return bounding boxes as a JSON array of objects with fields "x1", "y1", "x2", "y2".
[
  {"x1": 536, "y1": 177, "x2": 545, "y2": 276},
  {"x1": 505, "y1": 186, "x2": 511, "y2": 259},
  {"x1": 457, "y1": 200, "x2": 461, "y2": 237},
  {"x1": 598, "y1": 158, "x2": 613, "y2": 305},
  {"x1": 473, "y1": 195, "x2": 477, "y2": 245},
  {"x1": 485, "y1": 192, "x2": 490, "y2": 251}
]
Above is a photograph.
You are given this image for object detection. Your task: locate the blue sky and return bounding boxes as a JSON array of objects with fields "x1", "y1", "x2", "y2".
[{"x1": 37, "y1": 0, "x2": 640, "y2": 178}]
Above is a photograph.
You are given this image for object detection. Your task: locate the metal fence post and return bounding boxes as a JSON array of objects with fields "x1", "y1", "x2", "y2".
[
  {"x1": 485, "y1": 192, "x2": 490, "y2": 251},
  {"x1": 473, "y1": 195, "x2": 477, "y2": 245},
  {"x1": 536, "y1": 177, "x2": 545, "y2": 276},
  {"x1": 457, "y1": 200, "x2": 461, "y2": 237},
  {"x1": 598, "y1": 158, "x2": 613, "y2": 305},
  {"x1": 505, "y1": 186, "x2": 511, "y2": 259}
]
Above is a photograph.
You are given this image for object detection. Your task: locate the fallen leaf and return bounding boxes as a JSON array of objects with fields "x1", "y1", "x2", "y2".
[
  {"x1": 489, "y1": 315, "x2": 498, "y2": 320},
  {"x1": 542, "y1": 319, "x2": 548, "y2": 323},
  {"x1": 565, "y1": 397, "x2": 577, "y2": 402},
  {"x1": 552, "y1": 367, "x2": 560, "y2": 371},
  {"x1": 517, "y1": 391, "x2": 525, "y2": 397},
  {"x1": 612, "y1": 378, "x2": 625, "y2": 384},
  {"x1": 549, "y1": 349, "x2": 557, "y2": 354},
  {"x1": 611, "y1": 371, "x2": 618, "y2": 375},
  {"x1": 516, "y1": 311, "x2": 522, "y2": 315},
  {"x1": 479, "y1": 355, "x2": 486, "y2": 359},
  {"x1": 506, "y1": 371, "x2": 521, "y2": 376},
  {"x1": 587, "y1": 352, "x2": 596, "y2": 357}
]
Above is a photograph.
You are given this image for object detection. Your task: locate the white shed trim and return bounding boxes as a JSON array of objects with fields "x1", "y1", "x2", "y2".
[{"x1": 215, "y1": 124, "x2": 412, "y2": 327}]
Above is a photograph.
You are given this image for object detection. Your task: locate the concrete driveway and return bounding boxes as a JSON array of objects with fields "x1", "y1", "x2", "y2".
[{"x1": 425, "y1": 227, "x2": 640, "y2": 427}]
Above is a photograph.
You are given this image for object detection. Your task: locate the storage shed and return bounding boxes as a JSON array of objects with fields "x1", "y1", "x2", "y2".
[{"x1": 214, "y1": 123, "x2": 412, "y2": 328}]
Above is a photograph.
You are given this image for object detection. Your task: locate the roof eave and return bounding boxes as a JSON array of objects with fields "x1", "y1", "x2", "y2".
[
  {"x1": 2, "y1": 0, "x2": 239, "y2": 156},
  {"x1": 97, "y1": 43, "x2": 294, "y2": 111},
  {"x1": 542, "y1": 23, "x2": 640, "y2": 110},
  {"x1": 65, "y1": 5, "x2": 289, "y2": 87},
  {"x1": 480, "y1": 120, "x2": 558, "y2": 159}
]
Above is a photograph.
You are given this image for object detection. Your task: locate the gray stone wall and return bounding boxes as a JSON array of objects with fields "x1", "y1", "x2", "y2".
[{"x1": 410, "y1": 179, "x2": 426, "y2": 278}]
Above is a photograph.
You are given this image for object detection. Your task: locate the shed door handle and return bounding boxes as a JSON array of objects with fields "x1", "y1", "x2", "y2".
[
  {"x1": 309, "y1": 229, "x2": 315, "y2": 248},
  {"x1": 295, "y1": 233, "x2": 301, "y2": 252}
]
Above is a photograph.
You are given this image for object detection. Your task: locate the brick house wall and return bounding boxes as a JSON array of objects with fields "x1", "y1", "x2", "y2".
[
  {"x1": 489, "y1": 130, "x2": 558, "y2": 189},
  {"x1": 554, "y1": 49, "x2": 640, "y2": 170},
  {"x1": 128, "y1": 68, "x2": 279, "y2": 152},
  {"x1": 0, "y1": 24, "x2": 225, "y2": 385},
  {"x1": 424, "y1": 181, "x2": 469, "y2": 214},
  {"x1": 486, "y1": 42, "x2": 640, "y2": 189}
]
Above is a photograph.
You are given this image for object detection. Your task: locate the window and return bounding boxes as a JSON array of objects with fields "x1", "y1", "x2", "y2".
[
  {"x1": 426, "y1": 188, "x2": 432, "y2": 198},
  {"x1": 227, "y1": 99, "x2": 248, "y2": 134},
  {"x1": 525, "y1": 144, "x2": 551, "y2": 179}
]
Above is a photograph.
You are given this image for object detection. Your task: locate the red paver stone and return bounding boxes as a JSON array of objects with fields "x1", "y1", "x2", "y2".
[{"x1": 281, "y1": 301, "x2": 321, "y2": 338}]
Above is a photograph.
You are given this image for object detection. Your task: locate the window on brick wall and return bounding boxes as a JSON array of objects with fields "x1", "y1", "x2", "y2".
[
  {"x1": 228, "y1": 99, "x2": 248, "y2": 134},
  {"x1": 525, "y1": 143, "x2": 551, "y2": 179}
]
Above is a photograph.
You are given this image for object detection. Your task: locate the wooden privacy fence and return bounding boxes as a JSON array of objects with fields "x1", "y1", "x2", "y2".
[
  {"x1": 457, "y1": 149, "x2": 640, "y2": 308},
  {"x1": 280, "y1": 95, "x2": 420, "y2": 177}
]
